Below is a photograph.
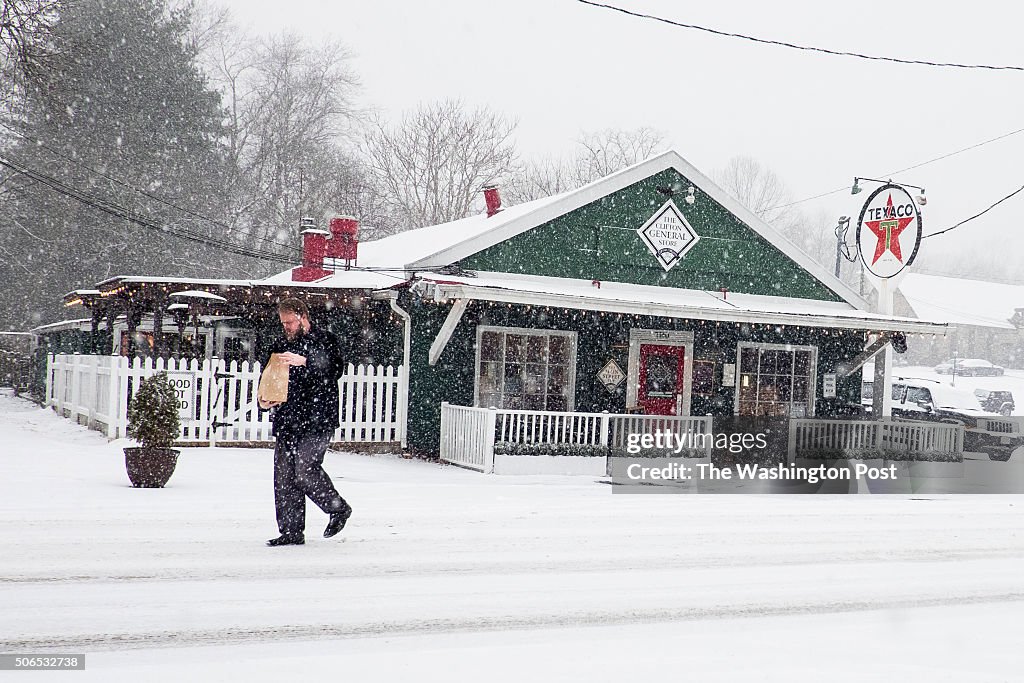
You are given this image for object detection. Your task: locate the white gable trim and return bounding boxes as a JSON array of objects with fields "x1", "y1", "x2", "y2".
[{"x1": 406, "y1": 150, "x2": 869, "y2": 309}]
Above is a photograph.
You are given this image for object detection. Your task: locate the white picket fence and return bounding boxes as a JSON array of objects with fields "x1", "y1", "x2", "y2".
[
  {"x1": 439, "y1": 402, "x2": 714, "y2": 473},
  {"x1": 45, "y1": 354, "x2": 405, "y2": 446},
  {"x1": 788, "y1": 417, "x2": 963, "y2": 460}
]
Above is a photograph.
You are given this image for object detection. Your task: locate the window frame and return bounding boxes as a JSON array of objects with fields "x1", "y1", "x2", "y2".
[
  {"x1": 473, "y1": 325, "x2": 578, "y2": 411},
  {"x1": 733, "y1": 341, "x2": 818, "y2": 417}
]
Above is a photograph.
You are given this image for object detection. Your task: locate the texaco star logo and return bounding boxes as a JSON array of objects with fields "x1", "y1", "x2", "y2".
[
  {"x1": 864, "y1": 194, "x2": 915, "y2": 265},
  {"x1": 856, "y1": 184, "x2": 922, "y2": 279}
]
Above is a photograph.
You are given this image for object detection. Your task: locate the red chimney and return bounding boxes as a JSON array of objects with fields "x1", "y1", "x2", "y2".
[
  {"x1": 327, "y1": 215, "x2": 358, "y2": 262},
  {"x1": 291, "y1": 220, "x2": 331, "y2": 282},
  {"x1": 483, "y1": 185, "x2": 501, "y2": 217}
]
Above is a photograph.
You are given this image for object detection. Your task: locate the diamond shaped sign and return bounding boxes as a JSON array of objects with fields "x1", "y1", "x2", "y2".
[
  {"x1": 636, "y1": 200, "x2": 700, "y2": 271},
  {"x1": 598, "y1": 359, "x2": 625, "y2": 392}
]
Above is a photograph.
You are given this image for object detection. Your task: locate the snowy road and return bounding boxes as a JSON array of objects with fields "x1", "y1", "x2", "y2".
[{"x1": 2, "y1": 390, "x2": 1023, "y2": 681}]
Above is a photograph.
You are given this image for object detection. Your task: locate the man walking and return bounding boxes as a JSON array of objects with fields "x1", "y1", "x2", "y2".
[{"x1": 259, "y1": 298, "x2": 352, "y2": 546}]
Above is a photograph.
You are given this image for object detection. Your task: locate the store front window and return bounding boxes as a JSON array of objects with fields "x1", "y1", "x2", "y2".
[
  {"x1": 476, "y1": 327, "x2": 577, "y2": 411},
  {"x1": 736, "y1": 343, "x2": 817, "y2": 417}
]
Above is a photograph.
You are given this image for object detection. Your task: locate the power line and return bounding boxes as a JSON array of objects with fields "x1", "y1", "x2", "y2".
[
  {"x1": 0, "y1": 119, "x2": 302, "y2": 256},
  {"x1": 771, "y1": 126, "x2": 1024, "y2": 211},
  {"x1": 0, "y1": 152, "x2": 454, "y2": 277},
  {"x1": 577, "y1": 0, "x2": 1024, "y2": 71},
  {"x1": 923, "y1": 182, "x2": 1024, "y2": 239},
  {"x1": 0, "y1": 154, "x2": 298, "y2": 265}
]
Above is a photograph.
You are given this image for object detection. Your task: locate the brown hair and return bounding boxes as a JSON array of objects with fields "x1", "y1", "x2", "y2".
[{"x1": 277, "y1": 297, "x2": 309, "y2": 317}]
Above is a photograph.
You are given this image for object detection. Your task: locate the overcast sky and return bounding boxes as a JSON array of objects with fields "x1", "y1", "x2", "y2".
[{"x1": 222, "y1": 0, "x2": 1024, "y2": 279}]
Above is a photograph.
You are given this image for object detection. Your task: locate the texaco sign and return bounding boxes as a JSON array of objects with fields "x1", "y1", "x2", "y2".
[
  {"x1": 856, "y1": 184, "x2": 923, "y2": 279},
  {"x1": 636, "y1": 200, "x2": 700, "y2": 272}
]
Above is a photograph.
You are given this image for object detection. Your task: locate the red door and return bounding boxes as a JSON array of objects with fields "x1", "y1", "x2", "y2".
[{"x1": 638, "y1": 344, "x2": 686, "y2": 415}]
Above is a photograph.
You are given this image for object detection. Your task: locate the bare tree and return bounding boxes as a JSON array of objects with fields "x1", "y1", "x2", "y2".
[
  {"x1": 362, "y1": 100, "x2": 517, "y2": 231},
  {"x1": 504, "y1": 155, "x2": 578, "y2": 206},
  {"x1": 506, "y1": 127, "x2": 665, "y2": 205},
  {"x1": 573, "y1": 126, "x2": 664, "y2": 182},
  {"x1": 712, "y1": 155, "x2": 797, "y2": 227},
  {"x1": 197, "y1": 28, "x2": 361, "y2": 254},
  {"x1": 0, "y1": 0, "x2": 62, "y2": 91}
]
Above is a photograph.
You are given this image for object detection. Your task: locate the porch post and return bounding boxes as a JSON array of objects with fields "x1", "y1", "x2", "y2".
[
  {"x1": 90, "y1": 307, "x2": 103, "y2": 354},
  {"x1": 152, "y1": 291, "x2": 166, "y2": 358},
  {"x1": 388, "y1": 296, "x2": 412, "y2": 449},
  {"x1": 125, "y1": 303, "x2": 141, "y2": 358},
  {"x1": 104, "y1": 306, "x2": 117, "y2": 355}
]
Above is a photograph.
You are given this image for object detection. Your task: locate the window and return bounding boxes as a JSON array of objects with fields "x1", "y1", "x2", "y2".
[
  {"x1": 736, "y1": 343, "x2": 816, "y2": 417},
  {"x1": 476, "y1": 327, "x2": 577, "y2": 411},
  {"x1": 905, "y1": 386, "x2": 931, "y2": 405}
]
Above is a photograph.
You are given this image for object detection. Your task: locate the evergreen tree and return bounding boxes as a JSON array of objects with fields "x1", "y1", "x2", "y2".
[{"x1": 0, "y1": 0, "x2": 237, "y2": 329}]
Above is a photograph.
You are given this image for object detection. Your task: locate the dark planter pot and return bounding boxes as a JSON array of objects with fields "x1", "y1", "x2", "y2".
[{"x1": 124, "y1": 447, "x2": 179, "y2": 488}]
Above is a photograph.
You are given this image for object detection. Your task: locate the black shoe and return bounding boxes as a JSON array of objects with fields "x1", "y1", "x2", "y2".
[
  {"x1": 324, "y1": 504, "x2": 352, "y2": 538},
  {"x1": 266, "y1": 533, "x2": 304, "y2": 547}
]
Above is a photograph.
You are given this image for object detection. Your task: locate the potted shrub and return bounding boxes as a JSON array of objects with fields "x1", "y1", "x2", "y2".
[{"x1": 124, "y1": 372, "x2": 181, "y2": 488}]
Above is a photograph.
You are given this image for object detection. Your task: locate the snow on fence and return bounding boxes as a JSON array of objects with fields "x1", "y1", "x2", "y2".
[
  {"x1": 788, "y1": 417, "x2": 963, "y2": 460},
  {"x1": 439, "y1": 403, "x2": 714, "y2": 473},
  {"x1": 45, "y1": 354, "x2": 405, "y2": 446}
]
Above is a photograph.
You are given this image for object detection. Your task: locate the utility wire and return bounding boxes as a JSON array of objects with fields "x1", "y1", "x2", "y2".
[
  {"x1": 577, "y1": 0, "x2": 1024, "y2": 71},
  {"x1": 0, "y1": 120, "x2": 301, "y2": 256},
  {"x1": 770, "y1": 126, "x2": 1024, "y2": 211},
  {"x1": 0, "y1": 154, "x2": 298, "y2": 265},
  {"x1": 923, "y1": 182, "x2": 1024, "y2": 239},
  {"x1": 0, "y1": 152, "x2": 454, "y2": 276}
]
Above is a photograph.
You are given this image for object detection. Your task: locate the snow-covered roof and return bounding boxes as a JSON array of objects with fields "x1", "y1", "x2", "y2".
[
  {"x1": 899, "y1": 273, "x2": 1022, "y2": 330},
  {"x1": 355, "y1": 192, "x2": 565, "y2": 270},
  {"x1": 423, "y1": 271, "x2": 948, "y2": 334},
  {"x1": 85, "y1": 272, "x2": 404, "y2": 293},
  {"x1": 392, "y1": 150, "x2": 868, "y2": 308},
  {"x1": 257, "y1": 267, "x2": 407, "y2": 289},
  {"x1": 263, "y1": 150, "x2": 869, "y2": 308},
  {"x1": 31, "y1": 318, "x2": 93, "y2": 334}
]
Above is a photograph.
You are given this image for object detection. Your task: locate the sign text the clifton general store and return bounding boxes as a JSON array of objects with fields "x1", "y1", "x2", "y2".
[{"x1": 636, "y1": 200, "x2": 701, "y2": 272}]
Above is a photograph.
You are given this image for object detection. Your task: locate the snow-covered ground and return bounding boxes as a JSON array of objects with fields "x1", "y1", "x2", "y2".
[{"x1": 3, "y1": 389, "x2": 1024, "y2": 682}]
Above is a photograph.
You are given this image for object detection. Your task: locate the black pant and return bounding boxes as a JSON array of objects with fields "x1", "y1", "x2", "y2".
[{"x1": 273, "y1": 431, "x2": 347, "y2": 535}]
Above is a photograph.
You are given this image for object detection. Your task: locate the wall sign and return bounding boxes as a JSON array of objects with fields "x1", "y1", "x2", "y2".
[
  {"x1": 597, "y1": 359, "x2": 625, "y2": 392},
  {"x1": 636, "y1": 200, "x2": 700, "y2": 272},
  {"x1": 856, "y1": 184, "x2": 923, "y2": 279},
  {"x1": 823, "y1": 373, "x2": 837, "y2": 399},
  {"x1": 165, "y1": 370, "x2": 198, "y2": 419}
]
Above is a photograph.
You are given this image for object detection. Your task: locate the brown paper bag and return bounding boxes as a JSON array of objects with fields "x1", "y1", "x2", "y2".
[{"x1": 258, "y1": 353, "x2": 289, "y2": 403}]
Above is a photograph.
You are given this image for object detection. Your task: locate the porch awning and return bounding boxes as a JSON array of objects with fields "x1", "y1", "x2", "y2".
[{"x1": 422, "y1": 271, "x2": 949, "y2": 335}]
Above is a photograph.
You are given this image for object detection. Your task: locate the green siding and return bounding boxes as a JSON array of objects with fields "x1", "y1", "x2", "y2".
[
  {"x1": 461, "y1": 169, "x2": 842, "y2": 302},
  {"x1": 405, "y1": 295, "x2": 864, "y2": 455}
]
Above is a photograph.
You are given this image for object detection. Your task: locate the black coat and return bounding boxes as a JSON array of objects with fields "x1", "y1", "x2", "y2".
[{"x1": 266, "y1": 325, "x2": 344, "y2": 437}]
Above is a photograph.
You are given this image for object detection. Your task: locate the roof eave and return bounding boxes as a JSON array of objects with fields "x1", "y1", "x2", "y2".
[{"x1": 432, "y1": 282, "x2": 949, "y2": 335}]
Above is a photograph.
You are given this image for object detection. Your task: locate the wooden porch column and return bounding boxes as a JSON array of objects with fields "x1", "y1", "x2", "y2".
[
  {"x1": 90, "y1": 307, "x2": 103, "y2": 354},
  {"x1": 152, "y1": 292, "x2": 166, "y2": 358},
  {"x1": 104, "y1": 306, "x2": 117, "y2": 355},
  {"x1": 125, "y1": 303, "x2": 141, "y2": 358}
]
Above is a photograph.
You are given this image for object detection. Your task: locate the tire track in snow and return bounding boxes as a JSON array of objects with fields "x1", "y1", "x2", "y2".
[
  {"x1": 9, "y1": 590, "x2": 1024, "y2": 652},
  {"x1": 3, "y1": 546, "x2": 1022, "y2": 585}
]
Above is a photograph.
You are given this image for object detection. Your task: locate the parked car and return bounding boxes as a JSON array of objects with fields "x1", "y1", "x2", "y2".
[
  {"x1": 934, "y1": 358, "x2": 1004, "y2": 376},
  {"x1": 973, "y1": 389, "x2": 1015, "y2": 416},
  {"x1": 890, "y1": 377, "x2": 1022, "y2": 460}
]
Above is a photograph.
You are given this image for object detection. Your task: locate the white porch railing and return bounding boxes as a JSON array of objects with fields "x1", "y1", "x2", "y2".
[
  {"x1": 439, "y1": 403, "x2": 714, "y2": 473},
  {"x1": 788, "y1": 418, "x2": 963, "y2": 460},
  {"x1": 45, "y1": 354, "x2": 405, "y2": 446}
]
